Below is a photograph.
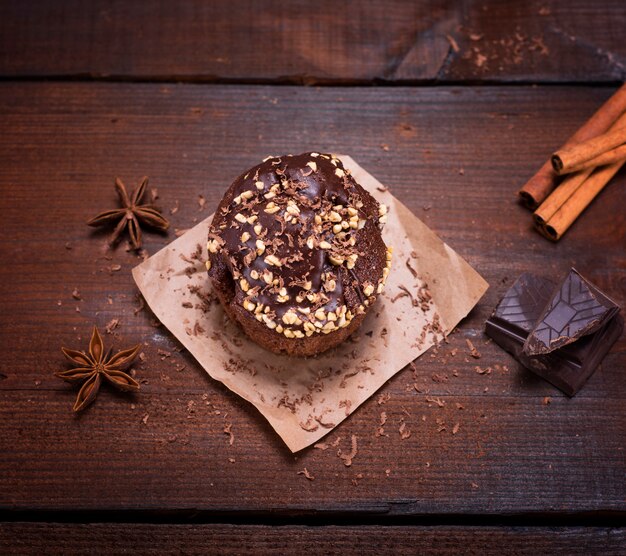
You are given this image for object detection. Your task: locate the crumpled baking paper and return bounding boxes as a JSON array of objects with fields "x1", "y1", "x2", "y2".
[{"x1": 132, "y1": 156, "x2": 488, "y2": 452}]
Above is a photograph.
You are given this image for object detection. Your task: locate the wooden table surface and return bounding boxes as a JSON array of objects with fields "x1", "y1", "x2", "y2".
[{"x1": 0, "y1": 2, "x2": 624, "y2": 554}]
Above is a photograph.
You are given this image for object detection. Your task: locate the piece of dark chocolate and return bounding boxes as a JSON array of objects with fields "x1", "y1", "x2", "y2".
[
  {"x1": 523, "y1": 268, "x2": 620, "y2": 356},
  {"x1": 486, "y1": 271, "x2": 623, "y2": 396}
]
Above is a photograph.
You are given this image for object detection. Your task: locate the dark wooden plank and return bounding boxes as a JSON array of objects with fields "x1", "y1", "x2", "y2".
[
  {"x1": 0, "y1": 1, "x2": 625, "y2": 83},
  {"x1": 0, "y1": 83, "x2": 624, "y2": 516},
  {"x1": 1, "y1": 524, "x2": 625, "y2": 555}
]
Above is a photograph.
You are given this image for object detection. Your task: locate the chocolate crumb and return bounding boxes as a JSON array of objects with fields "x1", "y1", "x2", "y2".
[
  {"x1": 543, "y1": 397, "x2": 552, "y2": 405},
  {"x1": 198, "y1": 195, "x2": 207, "y2": 211},
  {"x1": 71, "y1": 288, "x2": 82, "y2": 301},
  {"x1": 352, "y1": 473, "x2": 364, "y2": 486},
  {"x1": 377, "y1": 393, "x2": 390, "y2": 405}
]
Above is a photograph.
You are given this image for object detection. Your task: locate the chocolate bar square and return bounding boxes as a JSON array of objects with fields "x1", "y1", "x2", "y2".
[{"x1": 486, "y1": 270, "x2": 623, "y2": 396}]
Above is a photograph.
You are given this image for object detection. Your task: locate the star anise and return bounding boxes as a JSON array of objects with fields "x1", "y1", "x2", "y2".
[
  {"x1": 55, "y1": 326, "x2": 141, "y2": 412},
  {"x1": 87, "y1": 177, "x2": 169, "y2": 249}
]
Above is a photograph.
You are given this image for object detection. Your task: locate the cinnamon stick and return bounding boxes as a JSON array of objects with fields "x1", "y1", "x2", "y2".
[
  {"x1": 533, "y1": 168, "x2": 593, "y2": 227},
  {"x1": 552, "y1": 125, "x2": 626, "y2": 174},
  {"x1": 553, "y1": 143, "x2": 626, "y2": 175},
  {"x1": 534, "y1": 110, "x2": 626, "y2": 226},
  {"x1": 518, "y1": 84, "x2": 626, "y2": 210},
  {"x1": 538, "y1": 159, "x2": 625, "y2": 241}
]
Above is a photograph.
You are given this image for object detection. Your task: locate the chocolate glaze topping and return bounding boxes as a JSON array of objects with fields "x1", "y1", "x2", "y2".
[{"x1": 207, "y1": 153, "x2": 391, "y2": 340}]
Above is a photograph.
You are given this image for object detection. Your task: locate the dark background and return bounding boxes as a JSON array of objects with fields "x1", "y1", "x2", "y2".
[{"x1": 0, "y1": 2, "x2": 624, "y2": 554}]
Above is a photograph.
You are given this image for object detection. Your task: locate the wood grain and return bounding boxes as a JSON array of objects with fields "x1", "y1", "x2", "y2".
[
  {"x1": 1, "y1": 524, "x2": 625, "y2": 555},
  {"x1": 0, "y1": 1, "x2": 624, "y2": 83},
  {"x1": 0, "y1": 83, "x2": 624, "y2": 516}
]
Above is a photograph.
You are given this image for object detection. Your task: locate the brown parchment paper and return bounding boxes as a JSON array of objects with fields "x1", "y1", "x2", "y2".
[{"x1": 132, "y1": 156, "x2": 488, "y2": 452}]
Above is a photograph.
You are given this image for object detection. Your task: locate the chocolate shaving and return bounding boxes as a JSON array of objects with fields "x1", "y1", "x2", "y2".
[
  {"x1": 375, "y1": 411, "x2": 388, "y2": 437},
  {"x1": 466, "y1": 338, "x2": 481, "y2": 359},
  {"x1": 314, "y1": 415, "x2": 336, "y2": 429},
  {"x1": 297, "y1": 468, "x2": 315, "y2": 481},
  {"x1": 223, "y1": 422, "x2": 235, "y2": 445},
  {"x1": 299, "y1": 417, "x2": 319, "y2": 432},
  {"x1": 105, "y1": 319, "x2": 120, "y2": 334},
  {"x1": 425, "y1": 395, "x2": 445, "y2": 407},
  {"x1": 405, "y1": 259, "x2": 418, "y2": 279},
  {"x1": 338, "y1": 434, "x2": 358, "y2": 467}
]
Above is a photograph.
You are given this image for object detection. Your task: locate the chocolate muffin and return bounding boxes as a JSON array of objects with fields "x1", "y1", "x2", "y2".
[{"x1": 206, "y1": 153, "x2": 392, "y2": 356}]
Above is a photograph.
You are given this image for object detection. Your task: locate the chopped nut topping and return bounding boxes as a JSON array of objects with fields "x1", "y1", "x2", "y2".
[
  {"x1": 282, "y1": 311, "x2": 298, "y2": 325},
  {"x1": 234, "y1": 213, "x2": 246, "y2": 224},
  {"x1": 328, "y1": 211, "x2": 342, "y2": 223},
  {"x1": 256, "y1": 240, "x2": 266, "y2": 255},
  {"x1": 207, "y1": 239, "x2": 220, "y2": 253},
  {"x1": 240, "y1": 231, "x2": 251, "y2": 243},
  {"x1": 264, "y1": 202, "x2": 280, "y2": 214}
]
